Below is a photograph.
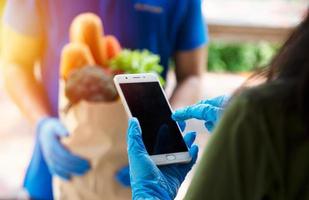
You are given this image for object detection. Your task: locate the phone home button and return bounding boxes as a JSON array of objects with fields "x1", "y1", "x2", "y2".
[{"x1": 166, "y1": 154, "x2": 176, "y2": 161}]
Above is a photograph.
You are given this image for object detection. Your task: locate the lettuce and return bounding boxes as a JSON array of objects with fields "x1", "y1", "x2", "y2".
[{"x1": 109, "y1": 49, "x2": 165, "y2": 84}]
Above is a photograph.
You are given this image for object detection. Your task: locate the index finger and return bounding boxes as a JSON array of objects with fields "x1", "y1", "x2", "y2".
[
  {"x1": 198, "y1": 95, "x2": 229, "y2": 108},
  {"x1": 172, "y1": 104, "x2": 218, "y2": 122}
]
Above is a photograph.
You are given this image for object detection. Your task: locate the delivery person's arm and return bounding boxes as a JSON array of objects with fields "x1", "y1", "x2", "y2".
[
  {"x1": 1, "y1": 1, "x2": 90, "y2": 186},
  {"x1": 169, "y1": 0, "x2": 208, "y2": 109},
  {"x1": 1, "y1": 0, "x2": 50, "y2": 125},
  {"x1": 170, "y1": 46, "x2": 206, "y2": 109},
  {"x1": 1, "y1": 24, "x2": 50, "y2": 125}
]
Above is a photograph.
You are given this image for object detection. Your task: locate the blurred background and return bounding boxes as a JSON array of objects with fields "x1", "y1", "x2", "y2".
[{"x1": 0, "y1": 0, "x2": 307, "y2": 199}]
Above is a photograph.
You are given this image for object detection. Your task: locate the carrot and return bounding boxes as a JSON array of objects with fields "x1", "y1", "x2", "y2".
[
  {"x1": 60, "y1": 43, "x2": 95, "y2": 80},
  {"x1": 69, "y1": 13, "x2": 107, "y2": 66},
  {"x1": 104, "y1": 35, "x2": 122, "y2": 60}
]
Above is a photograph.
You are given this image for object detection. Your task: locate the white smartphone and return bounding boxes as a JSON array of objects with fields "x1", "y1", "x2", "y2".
[{"x1": 114, "y1": 73, "x2": 191, "y2": 165}]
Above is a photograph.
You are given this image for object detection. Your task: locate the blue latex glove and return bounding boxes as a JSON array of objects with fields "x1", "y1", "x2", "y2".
[
  {"x1": 172, "y1": 95, "x2": 229, "y2": 132},
  {"x1": 37, "y1": 117, "x2": 91, "y2": 180},
  {"x1": 127, "y1": 118, "x2": 199, "y2": 200},
  {"x1": 115, "y1": 165, "x2": 131, "y2": 187}
]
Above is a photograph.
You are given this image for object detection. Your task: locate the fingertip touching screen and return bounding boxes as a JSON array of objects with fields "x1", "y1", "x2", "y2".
[{"x1": 120, "y1": 82, "x2": 188, "y2": 155}]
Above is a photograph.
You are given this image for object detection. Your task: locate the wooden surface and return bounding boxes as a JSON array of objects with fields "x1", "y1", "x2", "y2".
[{"x1": 208, "y1": 24, "x2": 292, "y2": 42}]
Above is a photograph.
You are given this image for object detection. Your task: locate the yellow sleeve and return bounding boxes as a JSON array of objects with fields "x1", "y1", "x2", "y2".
[
  {"x1": 1, "y1": 23, "x2": 44, "y2": 69},
  {"x1": 1, "y1": 0, "x2": 44, "y2": 69}
]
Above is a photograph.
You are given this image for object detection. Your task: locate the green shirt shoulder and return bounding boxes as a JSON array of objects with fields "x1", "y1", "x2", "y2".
[{"x1": 185, "y1": 81, "x2": 309, "y2": 200}]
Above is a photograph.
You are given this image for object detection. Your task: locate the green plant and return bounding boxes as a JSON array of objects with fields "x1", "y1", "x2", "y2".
[{"x1": 208, "y1": 41, "x2": 279, "y2": 73}]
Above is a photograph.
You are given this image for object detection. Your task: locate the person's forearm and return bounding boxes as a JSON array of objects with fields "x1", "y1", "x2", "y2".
[
  {"x1": 170, "y1": 46, "x2": 207, "y2": 109},
  {"x1": 3, "y1": 64, "x2": 51, "y2": 126},
  {"x1": 169, "y1": 75, "x2": 203, "y2": 109}
]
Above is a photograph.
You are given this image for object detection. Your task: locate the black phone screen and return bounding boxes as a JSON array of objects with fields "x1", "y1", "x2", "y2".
[{"x1": 120, "y1": 82, "x2": 188, "y2": 155}]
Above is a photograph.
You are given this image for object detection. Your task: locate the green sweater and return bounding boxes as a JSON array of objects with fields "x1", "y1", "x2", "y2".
[{"x1": 185, "y1": 81, "x2": 309, "y2": 200}]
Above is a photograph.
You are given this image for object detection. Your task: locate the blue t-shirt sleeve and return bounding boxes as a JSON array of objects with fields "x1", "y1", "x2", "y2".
[{"x1": 175, "y1": 0, "x2": 208, "y2": 51}]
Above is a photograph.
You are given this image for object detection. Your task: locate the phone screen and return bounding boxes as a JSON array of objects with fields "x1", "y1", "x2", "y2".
[{"x1": 120, "y1": 82, "x2": 188, "y2": 155}]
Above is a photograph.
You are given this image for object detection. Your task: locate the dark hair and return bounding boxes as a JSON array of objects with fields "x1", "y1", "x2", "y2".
[
  {"x1": 273, "y1": 11, "x2": 309, "y2": 125},
  {"x1": 243, "y1": 10, "x2": 309, "y2": 135}
]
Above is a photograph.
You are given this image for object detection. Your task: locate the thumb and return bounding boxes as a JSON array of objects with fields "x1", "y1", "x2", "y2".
[
  {"x1": 37, "y1": 118, "x2": 69, "y2": 138},
  {"x1": 127, "y1": 118, "x2": 148, "y2": 156},
  {"x1": 127, "y1": 118, "x2": 158, "y2": 183},
  {"x1": 53, "y1": 119, "x2": 69, "y2": 137}
]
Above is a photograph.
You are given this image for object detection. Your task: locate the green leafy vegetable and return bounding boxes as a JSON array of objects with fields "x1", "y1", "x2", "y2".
[{"x1": 109, "y1": 49, "x2": 165, "y2": 84}]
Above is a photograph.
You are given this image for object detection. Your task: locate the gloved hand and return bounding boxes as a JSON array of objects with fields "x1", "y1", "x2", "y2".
[
  {"x1": 115, "y1": 165, "x2": 130, "y2": 187},
  {"x1": 127, "y1": 118, "x2": 199, "y2": 200},
  {"x1": 37, "y1": 117, "x2": 91, "y2": 180},
  {"x1": 172, "y1": 95, "x2": 229, "y2": 132}
]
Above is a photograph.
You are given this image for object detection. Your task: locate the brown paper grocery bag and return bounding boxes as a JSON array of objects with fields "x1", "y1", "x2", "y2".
[{"x1": 53, "y1": 81, "x2": 131, "y2": 200}]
